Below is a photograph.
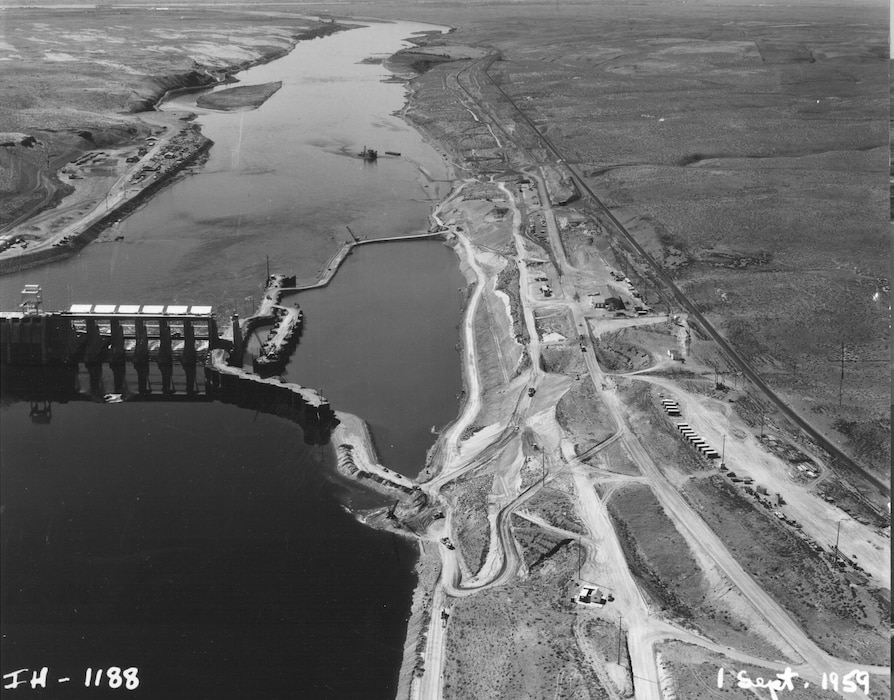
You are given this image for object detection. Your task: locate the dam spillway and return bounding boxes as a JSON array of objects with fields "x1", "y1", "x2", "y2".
[
  {"x1": 0, "y1": 283, "x2": 335, "y2": 441},
  {"x1": 0, "y1": 304, "x2": 221, "y2": 367}
]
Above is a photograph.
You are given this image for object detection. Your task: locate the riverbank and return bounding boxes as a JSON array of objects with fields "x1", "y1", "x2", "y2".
[
  {"x1": 0, "y1": 121, "x2": 212, "y2": 274},
  {"x1": 2, "y1": 16, "x2": 470, "y2": 700},
  {"x1": 0, "y1": 16, "x2": 349, "y2": 273},
  {"x1": 333, "y1": 411, "x2": 419, "y2": 496}
]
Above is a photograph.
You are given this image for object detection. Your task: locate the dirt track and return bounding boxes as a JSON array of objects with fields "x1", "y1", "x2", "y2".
[{"x1": 394, "y1": 41, "x2": 888, "y2": 700}]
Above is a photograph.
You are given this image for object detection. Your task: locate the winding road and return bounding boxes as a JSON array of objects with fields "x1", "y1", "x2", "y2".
[
  {"x1": 411, "y1": 55, "x2": 888, "y2": 700},
  {"x1": 465, "y1": 53, "x2": 889, "y2": 499}
]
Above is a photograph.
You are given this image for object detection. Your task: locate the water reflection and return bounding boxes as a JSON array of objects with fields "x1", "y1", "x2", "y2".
[{"x1": 1, "y1": 362, "x2": 336, "y2": 445}]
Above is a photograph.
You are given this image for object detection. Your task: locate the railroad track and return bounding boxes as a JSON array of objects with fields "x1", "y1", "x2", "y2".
[{"x1": 453, "y1": 54, "x2": 889, "y2": 499}]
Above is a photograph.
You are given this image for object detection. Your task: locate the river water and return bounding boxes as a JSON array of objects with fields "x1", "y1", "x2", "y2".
[{"x1": 1, "y1": 19, "x2": 461, "y2": 698}]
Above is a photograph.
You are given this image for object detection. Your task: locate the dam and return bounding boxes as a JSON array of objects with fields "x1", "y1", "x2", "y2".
[
  {"x1": 0, "y1": 19, "x2": 455, "y2": 700},
  {"x1": 1, "y1": 283, "x2": 336, "y2": 441},
  {"x1": 0, "y1": 284, "x2": 222, "y2": 368}
]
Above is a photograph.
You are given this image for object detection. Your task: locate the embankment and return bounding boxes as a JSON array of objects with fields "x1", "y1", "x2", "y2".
[
  {"x1": 196, "y1": 81, "x2": 283, "y2": 111},
  {"x1": 0, "y1": 22, "x2": 349, "y2": 274},
  {"x1": 138, "y1": 23, "x2": 348, "y2": 112},
  {"x1": 292, "y1": 232, "x2": 448, "y2": 291},
  {"x1": 0, "y1": 127, "x2": 212, "y2": 274},
  {"x1": 332, "y1": 411, "x2": 420, "y2": 496}
]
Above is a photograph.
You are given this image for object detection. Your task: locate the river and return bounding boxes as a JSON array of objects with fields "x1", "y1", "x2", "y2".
[{"x1": 0, "y1": 18, "x2": 461, "y2": 699}]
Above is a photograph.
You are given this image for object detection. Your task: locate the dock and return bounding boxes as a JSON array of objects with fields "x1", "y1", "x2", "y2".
[{"x1": 236, "y1": 273, "x2": 304, "y2": 372}]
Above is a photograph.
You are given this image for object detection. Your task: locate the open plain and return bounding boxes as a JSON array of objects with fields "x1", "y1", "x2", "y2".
[{"x1": 1, "y1": 1, "x2": 889, "y2": 699}]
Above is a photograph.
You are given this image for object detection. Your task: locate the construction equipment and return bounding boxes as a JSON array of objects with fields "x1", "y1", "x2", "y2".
[{"x1": 386, "y1": 500, "x2": 399, "y2": 520}]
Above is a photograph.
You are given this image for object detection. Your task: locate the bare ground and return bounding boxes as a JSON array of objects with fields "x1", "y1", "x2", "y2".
[
  {"x1": 196, "y1": 81, "x2": 283, "y2": 111},
  {"x1": 518, "y1": 487, "x2": 587, "y2": 536},
  {"x1": 555, "y1": 379, "x2": 616, "y2": 456},
  {"x1": 375, "y1": 0, "x2": 890, "y2": 495},
  {"x1": 656, "y1": 641, "x2": 835, "y2": 700},
  {"x1": 681, "y1": 475, "x2": 890, "y2": 666},
  {"x1": 444, "y1": 521, "x2": 610, "y2": 700},
  {"x1": 444, "y1": 472, "x2": 492, "y2": 576},
  {"x1": 606, "y1": 483, "x2": 791, "y2": 659}
]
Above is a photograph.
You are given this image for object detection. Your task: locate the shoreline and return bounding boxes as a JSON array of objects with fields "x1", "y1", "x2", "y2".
[
  {"x1": 0, "y1": 21, "x2": 348, "y2": 275},
  {"x1": 0, "y1": 125, "x2": 212, "y2": 274},
  {"x1": 2, "y1": 16, "x2": 469, "y2": 698},
  {"x1": 379, "y1": 30, "x2": 475, "y2": 700},
  {"x1": 153, "y1": 22, "x2": 349, "y2": 110}
]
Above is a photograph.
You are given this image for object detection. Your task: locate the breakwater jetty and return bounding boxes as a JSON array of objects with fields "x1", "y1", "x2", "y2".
[
  {"x1": 298, "y1": 230, "x2": 450, "y2": 292},
  {"x1": 229, "y1": 273, "x2": 304, "y2": 373},
  {"x1": 333, "y1": 411, "x2": 420, "y2": 495}
]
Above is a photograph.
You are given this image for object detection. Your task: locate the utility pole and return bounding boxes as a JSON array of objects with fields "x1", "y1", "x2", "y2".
[
  {"x1": 318, "y1": 387, "x2": 325, "y2": 461},
  {"x1": 616, "y1": 613, "x2": 623, "y2": 664},
  {"x1": 721, "y1": 434, "x2": 726, "y2": 467},
  {"x1": 838, "y1": 341, "x2": 845, "y2": 407},
  {"x1": 542, "y1": 453, "x2": 546, "y2": 485},
  {"x1": 834, "y1": 520, "x2": 842, "y2": 562},
  {"x1": 577, "y1": 536, "x2": 582, "y2": 579}
]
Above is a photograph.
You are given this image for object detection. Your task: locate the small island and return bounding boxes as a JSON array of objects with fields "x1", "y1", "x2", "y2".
[{"x1": 197, "y1": 81, "x2": 282, "y2": 111}]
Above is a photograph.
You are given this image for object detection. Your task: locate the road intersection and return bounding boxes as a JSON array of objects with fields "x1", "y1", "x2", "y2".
[{"x1": 411, "y1": 165, "x2": 887, "y2": 700}]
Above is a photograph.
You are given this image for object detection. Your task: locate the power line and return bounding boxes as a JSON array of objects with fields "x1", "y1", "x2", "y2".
[{"x1": 467, "y1": 55, "x2": 888, "y2": 497}]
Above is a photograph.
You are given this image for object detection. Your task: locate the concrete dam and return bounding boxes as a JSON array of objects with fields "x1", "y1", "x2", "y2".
[{"x1": 1, "y1": 283, "x2": 336, "y2": 444}]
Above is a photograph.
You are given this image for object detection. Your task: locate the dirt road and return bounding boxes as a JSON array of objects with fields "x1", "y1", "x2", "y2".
[
  {"x1": 403, "y1": 47, "x2": 889, "y2": 699},
  {"x1": 416, "y1": 164, "x2": 886, "y2": 700}
]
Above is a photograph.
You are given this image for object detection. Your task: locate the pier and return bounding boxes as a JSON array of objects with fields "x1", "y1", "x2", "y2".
[
  {"x1": 229, "y1": 273, "x2": 304, "y2": 373},
  {"x1": 295, "y1": 231, "x2": 449, "y2": 292}
]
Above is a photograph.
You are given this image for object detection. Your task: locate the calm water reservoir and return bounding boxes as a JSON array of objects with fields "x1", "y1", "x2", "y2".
[{"x1": 1, "y1": 19, "x2": 461, "y2": 698}]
